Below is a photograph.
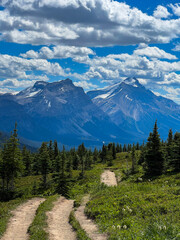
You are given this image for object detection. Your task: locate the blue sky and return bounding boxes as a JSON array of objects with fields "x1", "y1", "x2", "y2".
[{"x1": 0, "y1": 0, "x2": 180, "y2": 103}]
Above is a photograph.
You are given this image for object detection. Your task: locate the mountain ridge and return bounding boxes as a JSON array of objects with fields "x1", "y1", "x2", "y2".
[
  {"x1": 0, "y1": 78, "x2": 179, "y2": 147},
  {"x1": 87, "y1": 77, "x2": 180, "y2": 139}
]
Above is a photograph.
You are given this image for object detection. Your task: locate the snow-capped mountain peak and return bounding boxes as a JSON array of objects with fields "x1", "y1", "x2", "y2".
[{"x1": 123, "y1": 77, "x2": 141, "y2": 88}]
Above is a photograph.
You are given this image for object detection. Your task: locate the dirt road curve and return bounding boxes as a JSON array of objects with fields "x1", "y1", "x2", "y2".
[
  {"x1": 47, "y1": 196, "x2": 76, "y2": 240},
  {"x1": 101, "y1": 170, "x2": 117, "y2": 186},
  {"x1": 1, "y1": 198, "x2": 45, "y2": 240}
]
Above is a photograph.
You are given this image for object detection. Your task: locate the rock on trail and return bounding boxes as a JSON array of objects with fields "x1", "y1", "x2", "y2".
[
  {"x1": 47, "y1": 196, "x2": 76, "y2": 240},
  {"x1": 1, "y1": 198, "x2": 45, "y2": 240}
]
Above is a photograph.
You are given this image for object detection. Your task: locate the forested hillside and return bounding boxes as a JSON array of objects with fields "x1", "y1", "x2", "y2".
[{"x1": 0, "y1": 122, "x2": 180, "y2": 239}]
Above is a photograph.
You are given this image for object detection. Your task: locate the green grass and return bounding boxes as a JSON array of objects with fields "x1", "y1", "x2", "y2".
[
  {"x1": 28, "y1": 194, "x2": 59, "y2": 240},
  {"x1": 68, "y1": 164, "x2": 104, "y2": 206},
  {"x1": 69, "y1": 210, "x2": 91, "y2": 240},
  {"x1": 0, "y1": 175, "x2": 42, "y2": 238},
  {"x1": 0, "y1": 198, "x2": 27, "y2": 238},
  {"x1": 85, "y1": 167, "x2": 180, "y2": 240}
]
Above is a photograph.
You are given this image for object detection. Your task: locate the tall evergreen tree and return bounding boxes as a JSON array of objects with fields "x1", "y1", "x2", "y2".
[
  {"x1": 170, "y1": 133, "x2": 180, "y2": 172},
  {"x1": 112, "y1": 143, "x2": 116, "y2": 160},
  {"x1": 22, "y1": 146, "x2": 32, "y2": 176},
  {"x1": 100, "y1": 144, "x2": 107, "y2": 163},
  {"x1": 123, "y1": 144, "x2": 127, "y2": 152},
  {"x1": 77, "y1": 143, "x2": 86, "y2": 178},
  {"x1": 48, "y1": 140, "x2": 54, "y2": 171},
  {"x1": 53, "y1": 140, "x2": 59, "y2": 160},
  {"x1": 119, "y1": 144, "x2": 123, "y2": 153},
  {"x1": 116, "y1": 143, "x2": 120, "y2": 153},
  {"x1": 93, "y1": 147, "x2": 99, "y2": 163},
  {"x1": 131, "y1": 143, "x2": 136, "y2": 173},
  {"x1": 3, "y1": 123, "x2": 23, "y2": 191},
  {"x1": 144, "y1": 121, "x2": 164, "y2": 176},
  {"x1": 39, "y1": 142, "x2": 50, "y2": 187}
]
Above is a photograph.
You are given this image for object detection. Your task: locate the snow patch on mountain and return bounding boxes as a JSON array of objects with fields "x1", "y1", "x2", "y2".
[
  {"x1": 26, "y1": 90, "x2": 41, "y2": 98},
  {"x1": 123, "y1": 77, "x2": 140, "y2": 88},
  {"x1": 94, "y1": 93, "x2": 110, "y2": 99},
  {"x1": 125, "y1": 95, "x2": 133, "y2": 101},
  {"x1": 48, "y1": 101, "x2": 51, "y2": 108}
]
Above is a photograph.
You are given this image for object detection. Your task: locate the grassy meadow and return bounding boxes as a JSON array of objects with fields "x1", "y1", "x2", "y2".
[{"x1": 0, "y1": 151, "x2": 180, "y2": 240}]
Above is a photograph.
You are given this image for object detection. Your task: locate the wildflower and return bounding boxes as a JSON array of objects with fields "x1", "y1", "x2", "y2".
[
  {"x1": 123, "y1": 225, "x2": 127, "y2": 229},
  {"x1": 158, "y1": 225, "x2": 162, "y2": 230},
  {"x1": 163, "y1": 226, "x2": 166, "y2": 230},
  {"x1": 138, "y1": 177, "x2": 143, "y2": 181},
  {"x1": 148, "y1": 179, "x2": 151, "y2": 182},
  {"x1": 122, "y1": 208, "x2": 126, "y2": 212},
  {"x1": 129, "y1": 208, "x2": 132, "y2": 213},
  {"x1": 112, "y1": 225, "x2": 115, "y2": 229},
  {"x1": 117, "y1": 225, "x2": 121, "y2": 229}
]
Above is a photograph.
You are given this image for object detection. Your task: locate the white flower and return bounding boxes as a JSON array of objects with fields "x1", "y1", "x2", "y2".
[
  {"x1": 138, "y1": 177, "x2": 143, "y2": 181},
  {"x1": 163, "y1": 226, "x2": 167, "y2": 230},
  {"x1": 158, "y1": 225, "x2": 162, "y2": 230},
  {"x1": 123, "y1": 225, "x2": 127, "y2": 229},
  {"x1": 117, "y1": 225, "x2": 121, "y2": 229}
]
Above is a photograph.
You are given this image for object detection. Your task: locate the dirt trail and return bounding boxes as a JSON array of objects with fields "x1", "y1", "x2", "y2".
[
  {"x1": 47, "y1": 196, "x2": 76, "y2": 240},
  {"x1": 75, "y1": 170, "x2": 117, "y2": 239},
  {"x1": 101, "y1": 170, "x2": 117, "y2": 186},
  {"x1": 1, "y1": 198, "x2": 45, "y2": 240},
  {"x1": 75, "y1": 195, "x2": 107, "y2": 240}
]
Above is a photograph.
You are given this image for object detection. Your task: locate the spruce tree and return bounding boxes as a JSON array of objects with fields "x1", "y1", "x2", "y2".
[
  {"x1": 144, "y1": 121, "x2": 164, "y2": 176},
  {"x1": 100, "y1": 144, "x2": 107, "y2": 163},
  {"x1": 116, "y1": 143, "x2": 120, "y2": 153},
  {"x1": 53, "y1": 140, "x2": 59, "y2": 160},
  {"x1": 123, "y1": 144, "x2": 127, "y2": 152},
  {"x1": 112, "y1": 143, "x2": 116, "y2": 160},
  {"x1": 22, "y1": 146, "x2": 32, "y2": 176},
  {"x1": 119, "y1": 144, "x2": 123, "y2": 153},
  {"x1": 77, "y1": 143, "x2": 86, "y2": 178},
  {"x1": 93, "y1": 147, "x2": 99, "y2": 163},
  {"x1": 170, "y1": 133, "x2": 180, "y2": 172},
  {"x1": 3, "y1": 123, "x2": 23, "y2": 191},
  {"x1": 39, "y1": 142, "x2": 50, "y2": 188},
  {"x1": 131, "y1": 143, "x2": 136, "y2": 173},
  {"x1": 48, "y1": 140, "x2": 54, "y2": 171}
]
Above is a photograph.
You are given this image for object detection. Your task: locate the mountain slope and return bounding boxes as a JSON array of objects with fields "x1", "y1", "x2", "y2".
[
  {"x1": 87, "y1": 77, "x2": 180, "y2": 140},
  {"x1": 0, "y1": 79, "x2": 131, "y2": 147}
]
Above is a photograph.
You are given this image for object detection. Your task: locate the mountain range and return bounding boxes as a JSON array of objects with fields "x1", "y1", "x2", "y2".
[{"x1": 0, "y1": 77, "x2": 179, "y2": 148}]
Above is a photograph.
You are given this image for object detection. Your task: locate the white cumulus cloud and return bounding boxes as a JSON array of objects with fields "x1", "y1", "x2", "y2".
[{"x1": 153, "y1": 5, "x2": 171, "y2": 19}]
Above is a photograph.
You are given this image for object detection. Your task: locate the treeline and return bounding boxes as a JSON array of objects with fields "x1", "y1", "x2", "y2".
[
  {"x1": 0, "y1": 121, "x2": 179, "y2": 199},
  {"x1": 0, "y1": 124, "x2": 98, "y2": 197},
  {"x1": 0, "y1": 123, "x2": 141, "y2": 196}
]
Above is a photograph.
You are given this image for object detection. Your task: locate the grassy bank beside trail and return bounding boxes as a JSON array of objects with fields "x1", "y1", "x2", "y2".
[
  {"x1": 0, "y1": 175, "x2": 43, "y2": 238},
  {"x1": 0, "y1": 198, "x2": 27, "y2": 238},
  {"x1": 69, "y1": 210, "x2": 91, "y2": 240},
  {"x1": 85, "y1": 153, "x2": 180, "y2": 240},
  {"x1": 28, "y1": 194, "x2": 59, "y2": 240},
  {"x1": 68, "y1": 164, "x2": 104, "y2": 206}
]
